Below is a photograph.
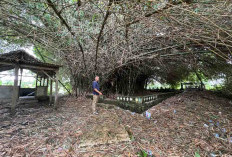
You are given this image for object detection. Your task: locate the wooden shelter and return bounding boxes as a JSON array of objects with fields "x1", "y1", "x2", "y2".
[{"x1": 0, "y1": 50, "x2": 61, "y2": 114}]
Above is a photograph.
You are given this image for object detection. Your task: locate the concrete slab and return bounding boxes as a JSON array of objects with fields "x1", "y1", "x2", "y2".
[{"x1": 79, "y1": 112, "x2": 130, "y2": 147}]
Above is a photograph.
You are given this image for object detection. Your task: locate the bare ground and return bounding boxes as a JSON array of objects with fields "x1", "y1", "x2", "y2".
[{"x1": 0, "y1": 91, "x2": 232, "y2": 157}]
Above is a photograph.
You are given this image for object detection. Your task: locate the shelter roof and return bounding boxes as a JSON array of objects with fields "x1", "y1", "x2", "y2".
[{"x1": 0, "y1": 50, "x2": 60, "y2": 77}]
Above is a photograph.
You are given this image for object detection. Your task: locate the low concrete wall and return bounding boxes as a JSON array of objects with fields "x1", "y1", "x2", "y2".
[
  {"x1": 36, "y1": 86, "x2": 48, "y2": 97},
  {"x1": 100, "y1": 92, "x2": 181, "y2": 113},
  {"x1": 0, "y1": 85, "x2": 19, "y2": 99}
]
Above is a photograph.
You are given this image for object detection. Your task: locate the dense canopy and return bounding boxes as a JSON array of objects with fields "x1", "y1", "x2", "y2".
[{"x1": 0, "y1": 0, "x2": 232, "y2": 95}]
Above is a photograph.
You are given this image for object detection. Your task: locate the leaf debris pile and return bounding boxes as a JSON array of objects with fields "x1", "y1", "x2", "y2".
[{"x1": 0, "y1": 91, "x2": 232, "y2": 156}]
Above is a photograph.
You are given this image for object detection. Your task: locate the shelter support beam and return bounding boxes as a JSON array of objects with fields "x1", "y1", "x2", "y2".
[
  {"x1": 43, "y1": 77, "x2": 46, "y2": 86},
  {"x1": 11, "y1": 65, "x2": 19, "y2": 114},
  {"x1": 49, "y1": 79, "x2": 53, "y2": 105},
  {"x1": 19, "y1": 68, "x2": 23, "y2": 87},
  {"x1": 40, "y1": 77, "x2": 42, "y2": 86},
  {"x1": 0, "y1": 61, "x2": 59, "y2": 71},
  {"x1": 54, "y1": 70, "x2": 59, "y2": 109},
  {"x1": 36, "y1": 74, "x2": 38, "y2": 88},
  {"x1": 41, "y1": 70, "x2": 71, "y2": 95}
]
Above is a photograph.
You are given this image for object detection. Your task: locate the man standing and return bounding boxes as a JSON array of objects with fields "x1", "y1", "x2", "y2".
[{"x1": 92, "y1": 76, "x2": 102, "y2": 114}]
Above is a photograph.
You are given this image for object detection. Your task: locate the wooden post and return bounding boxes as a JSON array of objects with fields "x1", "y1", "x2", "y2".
[
  {"x1": 47, "y1": 77, "x2": 49, "y2": 86},
  {"x1": 35, "y1": 74, "x2": 38, "y2": 97},
  {"x1": 11, "y1": 65, "x2": 19, "y2": 115},
  {"x1": 19, "y1": 68, "x2": 23, "y2": 87},
  {"x1": 54, "y1": 70, "x2": 59, "y2": 109},
  {"x1": 35, "y1": 74, "x2": 38, "y2": 88},
  {"x1": 43, "y1": 77, "x2": 46, "y2": 86},
  {"x1": 40, "y1": 77, "x2": 42, "y2": 86},
  {"x1": 49, "y1": 78, "x2": 53, "y2": 105}
]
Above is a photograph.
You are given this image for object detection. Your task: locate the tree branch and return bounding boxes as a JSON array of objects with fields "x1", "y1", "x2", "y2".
[
  {"x1": 95, "y1": 0, "x2": 113, "y2": 73},
  {"x1": 125, "y1": 0, "x2": 193, "y2": 28},
  {"x1": 46, "y1": 0, "x2": 87, "y2": 71}
]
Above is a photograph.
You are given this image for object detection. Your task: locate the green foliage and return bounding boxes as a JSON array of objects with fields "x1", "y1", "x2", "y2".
[
  {"x1": 1, "y1": 0, "x2": 232, "y2": 95},
  {"x1": 195, "y1": 150, "x2": 200, "y2": 157},
  {"x1": 165, "y1": 65, "x2": 190, "y2": 86},
  {"x1": 20, "y1": 81, "x2": 36, "y2": 88},
  {"x1": 33, "y1": 46, "x2": 57, "y2": 64},
  {"x1": 220, "y1": 77, "x2": 232, "y2": 98},
  {"x1": 137, "y1": 150, "x2": 148, "y2": 157},
  {"x1": 4, "y1": 80, "x2": 14, "y2": 86},
  {"x1": 182, "y1": 72, "x2": 205, "y2": 83}
]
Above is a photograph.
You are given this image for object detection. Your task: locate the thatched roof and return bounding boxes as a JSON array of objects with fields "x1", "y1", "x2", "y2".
[{"x1": 0, "y1": 50, "x2": 60, "y2": 76}]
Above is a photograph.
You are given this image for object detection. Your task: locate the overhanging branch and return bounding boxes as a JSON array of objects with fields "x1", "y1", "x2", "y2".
[
  {"x1": 46, "y1": 0, "x2": 87, "y2": 71},
  {"x1": 95, "y1": 0, "x2": 113, "y2": 73}
]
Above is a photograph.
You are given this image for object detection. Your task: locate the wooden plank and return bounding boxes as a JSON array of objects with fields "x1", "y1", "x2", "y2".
[
  {"x1": 0, "y1": 61, "x2": 59, "y2": 71},
  {"x1": 39, "y1": 77, "x2": 42, "y2": 86},
  {"x1": 11, "y1": 65, "x2": 19, "y2": 115},
  {"x1": 19, "y1": 68, "x2": 23, "y2": 87},
  {"x1": 46, "y1": 78, "x2": 49, "y2": 86},
  {"x1": 0, "y1": 62, "x2": 14, "y2": 66},
  {"x1": 35, "y1": 74, "x2": 38, "y2": 87},
  {"x1": 54, "y1": 70, "x2": 59, "y2": 109},
  {"x1": 41, "y1": 70, "x2": 71, "y2": 95},
  {"x1": 43, "y1": 77, "x2": 46, "y2": 86},
  {"x1": 35, "y1": 73, "x2": 38, "y2": 96},
  {"x1": 41, "y1": 71, "x2": 55, "y2": 80},
  {"x1": 49, "y1": 79, "x2": 53, "y2": 105}
]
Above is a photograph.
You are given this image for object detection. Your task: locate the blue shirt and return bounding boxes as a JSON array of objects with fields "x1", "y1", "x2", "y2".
[{"x1": 92, "y1": 81, "x2": 100, "y2": 95}]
